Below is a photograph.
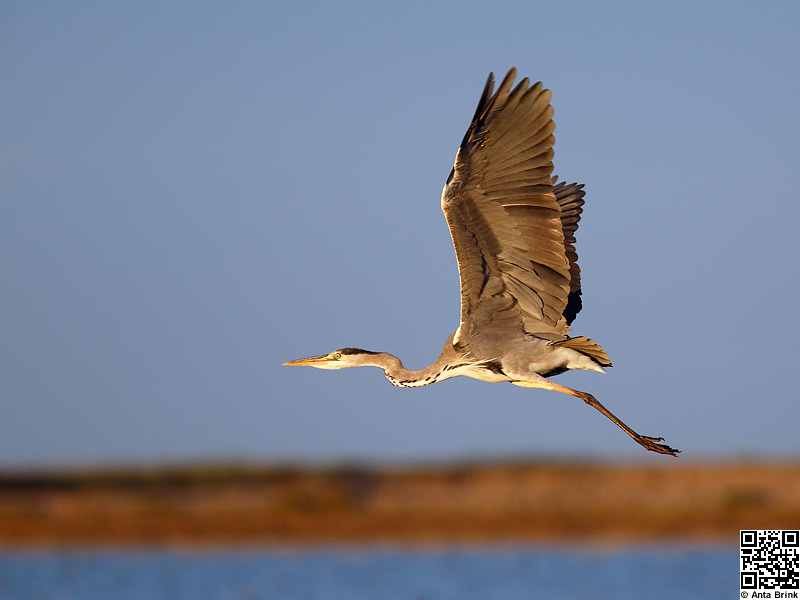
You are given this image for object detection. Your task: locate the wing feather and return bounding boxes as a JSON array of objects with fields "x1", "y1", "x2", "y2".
[
  {"x1": 552, "y1": 180, "x2": 587, "y2": 324},
  {"x1": 442, "y1": 68, "x2": 579, "y2": 343}
]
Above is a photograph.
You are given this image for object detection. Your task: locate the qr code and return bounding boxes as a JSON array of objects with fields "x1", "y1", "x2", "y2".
[{"x1": 741, "y1": 530, "x2": 799, "y2": 592}]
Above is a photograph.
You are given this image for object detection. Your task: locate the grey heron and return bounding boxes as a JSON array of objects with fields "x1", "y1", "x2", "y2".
[{"x1": 283, "y1": 68, "x2": 678, "y2": 456}]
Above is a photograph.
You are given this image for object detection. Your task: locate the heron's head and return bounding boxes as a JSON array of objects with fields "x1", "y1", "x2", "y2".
[{"x1": 282, "y1": 347, "x2": 381, "y2": 370}]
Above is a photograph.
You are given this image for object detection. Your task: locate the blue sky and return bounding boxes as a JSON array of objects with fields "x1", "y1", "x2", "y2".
[{"x1": 2, "y1": 1, "x2": 799, "y2": 466}]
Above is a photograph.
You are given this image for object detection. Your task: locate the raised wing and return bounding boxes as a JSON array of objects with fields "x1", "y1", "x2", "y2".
[{"x1": 442, "y1": 68, "x2": 574, "y2": 344}]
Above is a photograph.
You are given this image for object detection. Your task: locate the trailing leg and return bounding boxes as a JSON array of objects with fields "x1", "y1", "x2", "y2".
[{"x1": 513, "y1": 379, "x2": 680, "y2": 456}]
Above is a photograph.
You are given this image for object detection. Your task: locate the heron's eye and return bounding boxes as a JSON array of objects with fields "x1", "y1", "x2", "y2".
[{"x1": 332, "y1": 352, "x2": 342, "y2": 360}]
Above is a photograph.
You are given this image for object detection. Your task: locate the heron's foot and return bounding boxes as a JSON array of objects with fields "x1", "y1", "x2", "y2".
[{"x1": 635, "y1": 434, "x2": 680, "y2": 456}]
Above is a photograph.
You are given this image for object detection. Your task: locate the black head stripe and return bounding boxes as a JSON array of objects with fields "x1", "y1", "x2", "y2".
[{"x1": 338, "y1": 347, "x2": 380, "y2": 355}]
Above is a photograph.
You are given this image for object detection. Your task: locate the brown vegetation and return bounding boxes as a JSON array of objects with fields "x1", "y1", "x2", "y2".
[{"x1": 0, "y1": 461, "x2": 798, "y2": 547}]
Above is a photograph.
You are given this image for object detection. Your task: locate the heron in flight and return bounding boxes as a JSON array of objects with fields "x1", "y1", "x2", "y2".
[{"x1": 284, "y1": 68, "x2": 678, "y2": 456}]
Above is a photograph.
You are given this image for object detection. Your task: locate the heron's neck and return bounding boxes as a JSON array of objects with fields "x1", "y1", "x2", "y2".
[{"x1": 367, "y1": 353, "x2": 444, "y2": 388}]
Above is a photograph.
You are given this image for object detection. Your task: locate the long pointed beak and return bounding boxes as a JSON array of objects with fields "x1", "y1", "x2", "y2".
[{"x1": 282, "y1": 354, "x2": 329, "y2": 367}]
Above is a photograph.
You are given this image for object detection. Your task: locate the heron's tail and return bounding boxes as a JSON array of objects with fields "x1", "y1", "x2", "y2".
[{"x1": 552, "y1": 336, "x2": 612, "y2": 368}]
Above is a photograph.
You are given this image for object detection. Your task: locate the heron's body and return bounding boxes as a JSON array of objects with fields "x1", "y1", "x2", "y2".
[
  {"x1": 284, "y1": 68, "x2": 678, "y2": 456},
  {"x1": 367, "y1": 332, "x2": 604, "y2": 389}
]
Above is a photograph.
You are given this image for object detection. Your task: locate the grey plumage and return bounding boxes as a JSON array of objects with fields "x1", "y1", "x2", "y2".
[{"x1": 284, "y1": 68, "x2": 678, "y2": 456}]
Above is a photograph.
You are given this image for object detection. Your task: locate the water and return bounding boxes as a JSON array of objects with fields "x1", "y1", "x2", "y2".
[{"x1": 0, "y1": 545, "x2": 736, "y2": 600}]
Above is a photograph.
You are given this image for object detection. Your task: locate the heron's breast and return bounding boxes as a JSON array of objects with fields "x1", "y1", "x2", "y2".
[{"x1": 442, "y1": 360, "x2": 511, "y2": 383}]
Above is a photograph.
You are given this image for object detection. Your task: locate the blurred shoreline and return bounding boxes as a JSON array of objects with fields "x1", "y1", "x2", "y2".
[{"x1": 1, "y1": 460, "x2": 798, "y2": 547}]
